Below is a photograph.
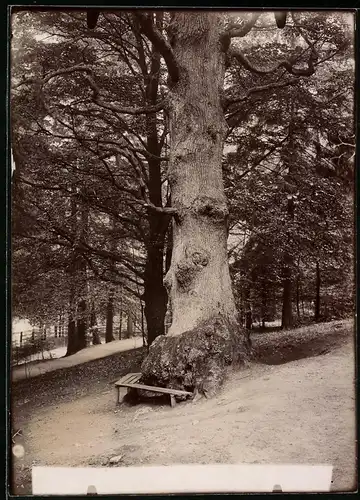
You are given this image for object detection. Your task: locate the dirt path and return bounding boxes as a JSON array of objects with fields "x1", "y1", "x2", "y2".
[
  {"x1": 12, "y1": 336, "x2": 143, "y2": 382},
  {"x1": 11, "y1": 320, "x2": 356, "y2": 494}
]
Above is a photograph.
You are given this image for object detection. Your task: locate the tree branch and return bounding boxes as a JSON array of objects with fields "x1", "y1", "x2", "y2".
[
  {"x1": 143, "y1": 203, "x2": 178, "y2": 217},
  {"x1": 223, "y1": 78, "x2": 300, "y2": 109},
  {"x1": 228, "y1": 45, "x2": 317, "y2": 77},
  {"x1": 14, "y1": 65, "x2": 167, "y2": 115},
  {"x1": 133, "y1": 12, "x2": 180, "y2": 84},
  {"x1": 13, "y1": 64, "x2": 93, "y2": 89},
  {"x1": 220, "y1": 13, "x2": 261, "y2": 51},
  {"x1": 223, "y1": 13, "x2": 261, "y2": 39}
]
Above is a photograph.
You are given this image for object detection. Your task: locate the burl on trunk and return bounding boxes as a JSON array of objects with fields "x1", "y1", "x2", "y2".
[{"x1": 141, "y1": 12, "x2": 249, "y2": 396}]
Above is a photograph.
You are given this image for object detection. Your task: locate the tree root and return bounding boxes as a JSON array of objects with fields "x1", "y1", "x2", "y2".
[{"x1": 140, "y1": 317, "x2": 249, "y2": 397}]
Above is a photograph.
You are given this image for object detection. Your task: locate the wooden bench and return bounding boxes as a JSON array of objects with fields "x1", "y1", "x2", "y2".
[{"x1": 115, "y1": 372, "x2": 193, "y2": 408}]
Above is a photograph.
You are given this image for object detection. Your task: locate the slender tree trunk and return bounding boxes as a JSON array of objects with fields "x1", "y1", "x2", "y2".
[
  {"x1": 118, "y1": 312, "x2": 122, "y2": 340},
  {"x1": 244, "y1": 285, "x2": 252, "y2": 330},
  {"x1": 135, "y1": 19, "x2": 169, "y2": 347},
  {"x1": 296, "y1": 276, "x2": 301, "y2": 320},
  {"x1": 105, "y1": 292, "x2": 115, "y2": 343},
  {"x1": 76, "y1": 299, "x2": 87, "y2": 349},
  {"x1": 165, "y1": 223, "x2": 173, "y2": 274},
  {"x1": 118, "y1": 288, "x2": 123, "y2": 340},
  {"x1": 142, "y1": 149, "x2": 168, "y2": 347},
  {"x1": 126, "y1": 313, "x2": 134, "y2": 338},
  {"x1": 314, "y1": 261, "x2": 321, "y2": 322},
  {"x1": 76, "y1": 193, "x2": 89, "y2": 348},
  {"x1": 140, "y1": 301, "x2": 146, "y2": 347},
  {"x1": 66, "y1": 191, "x2": 88, "y2": 356},
  {"x1": 58, "y1": 311, "x2": 62, "y2": 337},
  {"x1": 20, "y1": 332, "x2": 23, "y2": 346},
  {"x1": 281, "y1": 269, "x2": 293, "y2": 329},
  {"x1": 142, "y1": 13, "x2": 249, "y2": 395},
  {"x1": 54, "y1": 325, "x2": 58, "y2": 338},
  {"x1": 66, "y1": 302, "x2": 77, "y2": 356},
  {"x1": 301, "y1": 294, "x2": 305, "y2": 317},
  {"x1": 261, "y1": 290, "x2": 267, "y2": 329},
  {"x1": 245, "y1": 310, "x2": 252, "y2": 330},
  {"x1": 90, "y1": 301, "x2": 101, "y2": 345},
  {"x1": 144, "y1": 239, "x2": 168, "y2": 345},
  {"x1": 281, "y1": 101, "x2": 296, "y2": 330}
]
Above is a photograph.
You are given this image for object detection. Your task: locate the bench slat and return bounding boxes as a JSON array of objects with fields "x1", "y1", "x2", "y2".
[
  {"x1": 127, "y1": 374, "x2": 142, "y2": 384},
  {"x1": 116, "y1": 373, "x2": 141, "y2": 386},
  {"x1": 116, "y1": 382, "x2": 192, "y2": 397}
]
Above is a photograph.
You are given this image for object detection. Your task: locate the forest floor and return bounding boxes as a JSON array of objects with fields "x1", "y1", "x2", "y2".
[{"x1": 11, "y1": 318, "x2": 356, "y2": 494}]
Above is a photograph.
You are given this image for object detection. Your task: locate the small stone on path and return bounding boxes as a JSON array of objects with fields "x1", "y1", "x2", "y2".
[{"x1": 109, "y1": 455, "x2": 123, "y2": 464}]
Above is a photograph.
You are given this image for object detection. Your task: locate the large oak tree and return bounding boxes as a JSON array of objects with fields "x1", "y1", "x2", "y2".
[{"x1": 12, "y1": 9, "x2": 353, "y2": 394}]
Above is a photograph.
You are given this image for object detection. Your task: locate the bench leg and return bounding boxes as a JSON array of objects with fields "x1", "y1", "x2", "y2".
[
  {"x1": 117, "y1": 387, "x2": 127, "y2": 404},
  {"x1": 170, "y1": 395, "x2": 176, "y2": 408}
]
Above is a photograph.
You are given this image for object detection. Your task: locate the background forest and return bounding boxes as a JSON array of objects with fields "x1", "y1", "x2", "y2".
[{"x1": 11, "y1": 10, "x2": 355, "y2": 360}]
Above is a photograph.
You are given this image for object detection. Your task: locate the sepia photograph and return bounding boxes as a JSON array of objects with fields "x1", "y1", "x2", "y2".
[{"x1": 9, "y1": 8, "x2": 356, "y2": 494}]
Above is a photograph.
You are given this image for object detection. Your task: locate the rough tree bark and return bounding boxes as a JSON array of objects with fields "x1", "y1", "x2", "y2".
[{"x1": 141, "y1": 12, "x2": 249, "y2": 397}]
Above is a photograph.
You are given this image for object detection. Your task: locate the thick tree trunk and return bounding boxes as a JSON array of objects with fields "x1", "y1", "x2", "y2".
[
  {"x1": 141, "y1": 13, "x2": 249, "y2": 396},
  {"x1": 314, "y1": 261, "x2": 321, "y2": 322},
  {"x1": 105, "y1": 292, "x2": 115, "y2": 343}
]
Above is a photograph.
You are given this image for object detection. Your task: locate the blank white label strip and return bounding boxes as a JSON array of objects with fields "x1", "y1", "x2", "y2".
[{"x1": 32, "y1": 464, "x2": 333, "y2": 494}]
